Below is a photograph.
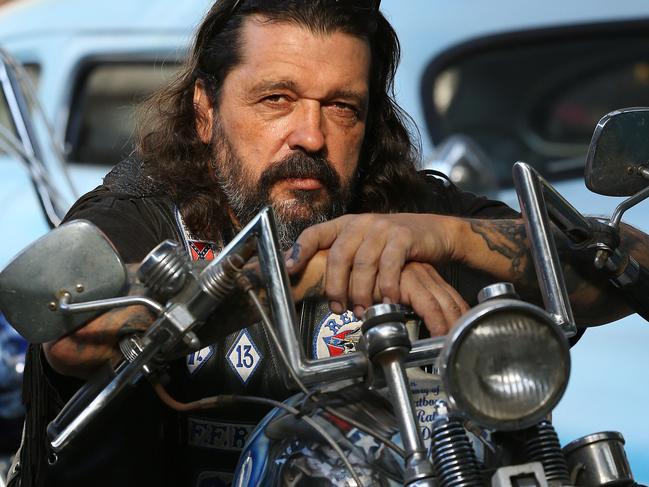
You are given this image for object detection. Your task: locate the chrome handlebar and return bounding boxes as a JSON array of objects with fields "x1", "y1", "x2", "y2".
[
  {"x1": 48, "y1": 207, "x2": 447, "y2": 453},
  {"x1": 49, "y1": 164, "x2": 586, "y2": 455}
]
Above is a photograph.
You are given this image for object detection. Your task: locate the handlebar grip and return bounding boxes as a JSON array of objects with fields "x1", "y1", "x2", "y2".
[
  {"x1": 46, "y1": 356, "x2": 147, "y2": 453},
  {"x1": 46, "y1": 364, "x2": 118, "y2": 444}
]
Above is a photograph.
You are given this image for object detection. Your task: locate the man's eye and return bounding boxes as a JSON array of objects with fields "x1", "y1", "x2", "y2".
[
  {"x1": 263, "y1": 94, "x2": 290, "y2": 104},
  {"x1": 330, "y1": 102, "x2": 360, "y2": 119}
]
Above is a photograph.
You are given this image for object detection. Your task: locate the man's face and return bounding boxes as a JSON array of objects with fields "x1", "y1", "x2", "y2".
[{"x1": 196, "y1": 17, "x2": 371, "y2": 247}]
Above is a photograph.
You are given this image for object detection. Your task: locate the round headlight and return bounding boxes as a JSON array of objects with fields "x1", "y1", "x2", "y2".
[{"x1": 440, "y1": 299, "x2": 570, "y2": 431}]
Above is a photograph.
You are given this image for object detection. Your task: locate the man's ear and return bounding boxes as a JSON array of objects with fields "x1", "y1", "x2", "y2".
[{"x1": 194, "y1": 79, "x2": 214, "y2": 144}]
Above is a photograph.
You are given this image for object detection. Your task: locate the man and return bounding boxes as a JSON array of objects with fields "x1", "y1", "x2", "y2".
[{"x1": 13, "y1": 1, "x2": 649, "y2": 486}]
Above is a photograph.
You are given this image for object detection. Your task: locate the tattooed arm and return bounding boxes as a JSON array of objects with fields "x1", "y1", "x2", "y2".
[
  {"x1": 460, "y1": 219, "x2": 649, "y2": 325},
  {"x1": 43, "y1": 242, "x2": 470, "y2": 378},
  {"x1": 290, "y1": 213, "x2": 649, "y2": 328},
  {"x1": 43, "y1": 305, "x2": 155, "y2": 379},
  {"x1": 43, "y1": 251, "x2": 342, "y2": 379}
]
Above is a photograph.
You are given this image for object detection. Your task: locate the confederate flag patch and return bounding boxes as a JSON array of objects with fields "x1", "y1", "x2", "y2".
[{"x1": 188, "y1": 240, "x2": 218, "y2": 261}]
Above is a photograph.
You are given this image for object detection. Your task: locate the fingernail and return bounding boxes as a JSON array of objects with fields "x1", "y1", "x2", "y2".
[
  {"x1": 382, "y1": 296, "x2": 392, "y2": 304},
  {"x1": 329, "y1": 301, "x2": 344, "y2": 314},
  {"x1": 285, "y1": 258, "x2": 295, "y2": 269},
  {"x1": 353, "y1": 305, "x2": 365, "y2": 318}
]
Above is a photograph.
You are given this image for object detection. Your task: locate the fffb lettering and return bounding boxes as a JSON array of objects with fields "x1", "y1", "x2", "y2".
[{"x1": 187, "y1": 418, "x2": 254, "y2": 451}]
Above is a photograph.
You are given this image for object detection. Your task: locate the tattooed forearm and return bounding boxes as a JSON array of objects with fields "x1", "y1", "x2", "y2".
[
  {"x1": 467, "y1": 219, "x2": 537, "y2": 292},
  {"x1": 565, "y1": 222, "x2": 649, "y2": 324},
  {"x1": 464, "y1": 217, "x2": 648, "y2": 325},
  {"x1": 117, "y1": 308, "x2": 155, "y2": 337},
  {"x1": 79, "y1": 307, "x2": 154, "y2": 352}
]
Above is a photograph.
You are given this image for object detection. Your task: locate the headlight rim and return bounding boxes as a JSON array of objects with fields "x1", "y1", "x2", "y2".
[{"x1": 440, "y1": 298, "x2": 571, "y2": 431}]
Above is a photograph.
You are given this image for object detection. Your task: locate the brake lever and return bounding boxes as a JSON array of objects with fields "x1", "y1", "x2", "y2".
[{"x1": 47, "y1": 336, "x2": 162, "y2": 454}]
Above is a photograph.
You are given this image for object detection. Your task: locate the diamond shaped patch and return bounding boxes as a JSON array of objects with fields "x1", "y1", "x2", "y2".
[
  {"x1": 186, "y1": 345, "x2": 215, "y2": 375},
  {"x1": 226, "y1": 330, "x2": 263, "y2": 385}
]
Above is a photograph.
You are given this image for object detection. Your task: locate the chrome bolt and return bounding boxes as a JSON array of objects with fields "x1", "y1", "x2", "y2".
[
  {"x1": 182, "y1": 331, "x2": 200, "y2": 350},
  {"x1": 594, "y1": 249, "x2": 609, "y2": 270},
  {"x1": 48, "y1": 301, "x2": 57, "y2": 311},
  {"x1": 75, "y1": 284, "x2": 84, "y2": 293}
]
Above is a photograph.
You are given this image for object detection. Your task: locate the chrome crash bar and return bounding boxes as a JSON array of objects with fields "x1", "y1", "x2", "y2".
[{"x1": 513, "y1": 162, "x2": 577, "y2": 337}]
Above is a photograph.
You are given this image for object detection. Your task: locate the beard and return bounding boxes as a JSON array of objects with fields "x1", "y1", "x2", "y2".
[{"x1": 210, "y1": 123, "x2": 354, "y2": 250}]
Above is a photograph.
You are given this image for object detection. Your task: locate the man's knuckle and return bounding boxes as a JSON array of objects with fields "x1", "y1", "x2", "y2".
[
  {"x1": 449, "y1": 303, "x2": 462, "y2": 317},
  {"x1": 402, "y1": 225, "x2": 415, "y2": 240},
  {"x1": 325, "y1": 282, "x2": 345, "y2": 301},
  {"x1": 352, "y1": 293, "x2": 372, "y2": 308},
  {"x1": 380, "y1": 280, "x2": 398, "y2": 297},
  {"x1": 353, "y1": 253, "x2": 377, "y2": 267},
  {"x1": 328, "y1": 245, "x2": 348, "y2": 262},
  {"x1": 389, "y1": 224, "x2": 411, "y2": 244},
  {"x1": 358, "y1": 213, "x2": 379, "y2": 227},
  {"x1": 423, "y1": 295, "x2": 442, "y2": 312}
]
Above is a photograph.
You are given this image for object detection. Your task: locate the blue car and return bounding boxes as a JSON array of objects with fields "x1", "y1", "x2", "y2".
[{"x1": 0, "y1": 311, "x2": 26, "y2": 476}]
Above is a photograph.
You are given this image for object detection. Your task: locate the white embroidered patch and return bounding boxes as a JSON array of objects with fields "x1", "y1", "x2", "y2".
[
  {"x1": 187, "y1": 418, "x2": 254, "y2": 451},
  {"x1": 226, "y1": 329, "x2": 263, "y2": 385},
  {"x1": 186, "y1": 345, "x2": 215, "y2": 375},
  {"x1": 312, "y1": 310, "x2": 363, "y2": 359}
]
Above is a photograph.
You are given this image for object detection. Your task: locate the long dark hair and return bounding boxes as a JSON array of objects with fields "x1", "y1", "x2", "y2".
[{"x1": 136, "y1": 0, "x2": 435, "y2": 241}]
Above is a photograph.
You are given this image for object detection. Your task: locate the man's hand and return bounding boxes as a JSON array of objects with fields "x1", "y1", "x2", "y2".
[
  {"x1": 291, "y1": 251, "x2": 468, "y2": 336},
  {"x1": 389, "y1": 261, "x2": 469, "y2": 335},
  {"x1": 286, "y1": 213, "x2": 468, "y2": 335},
  {"x1": 287, "y1": 213, "x2": 459, "y2": 304}
]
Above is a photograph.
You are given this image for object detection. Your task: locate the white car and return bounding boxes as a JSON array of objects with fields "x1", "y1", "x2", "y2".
[{"x1": 0, "y1": 0, "x2": 648, "y2": 481}]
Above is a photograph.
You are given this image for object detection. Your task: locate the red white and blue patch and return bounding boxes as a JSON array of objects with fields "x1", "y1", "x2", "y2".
[
  {"x1": 188, "y1": 240, "x2": 218, "y2": 261},
  {"x1": 312, "y1": 310, "x2": 363, "y2": 359},
  {"x1": 174, "y1": 207, "x2": 221, "y2": 262}
]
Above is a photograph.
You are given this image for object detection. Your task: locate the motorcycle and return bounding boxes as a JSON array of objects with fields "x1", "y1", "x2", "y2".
[{"x1": 1, "y1": 107, "x2": 649, "y2": 486}]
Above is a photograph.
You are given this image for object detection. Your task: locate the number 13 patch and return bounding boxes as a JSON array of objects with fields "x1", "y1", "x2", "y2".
[{"x1": 226, "y1": 329, "x2": 263, "y2": 385}]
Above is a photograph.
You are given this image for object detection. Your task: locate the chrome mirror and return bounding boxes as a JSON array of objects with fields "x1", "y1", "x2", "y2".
[
  {"x1": 585, "y1": 107, "x2": 649, "y2": 197},
  {"x1": 0, "y1": 220, "x2": 128, "y2": 343}
]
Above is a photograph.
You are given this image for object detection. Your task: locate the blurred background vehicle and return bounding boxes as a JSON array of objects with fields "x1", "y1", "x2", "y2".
[{"x1": 0, "y1": 0, "x2": 648, "y2": 481}]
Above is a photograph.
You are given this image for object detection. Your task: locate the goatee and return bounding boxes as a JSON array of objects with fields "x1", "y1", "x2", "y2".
[{"x1": 210, "y1": 126, "x2": 353, "y2": 250}]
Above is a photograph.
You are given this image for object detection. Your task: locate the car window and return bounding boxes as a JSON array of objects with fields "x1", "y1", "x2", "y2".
[
  {"x1": 0, "y1": 63, "x2": 40, "y2": 156},
  {"x1": 422, "y1": 22, "x2": 649, "y2": 188},
  {"x1": 65, "y1": 62, "x2": 180, "y2": 166}
]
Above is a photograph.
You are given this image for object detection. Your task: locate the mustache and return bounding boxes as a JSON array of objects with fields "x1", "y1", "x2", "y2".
[{"x1": 258, "y1": 152, "x2": 341, "y2": 193}]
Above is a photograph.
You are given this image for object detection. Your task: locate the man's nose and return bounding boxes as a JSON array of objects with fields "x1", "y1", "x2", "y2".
[{"x1": 286, "y1": 101, "x2": 325, "y2": 153}]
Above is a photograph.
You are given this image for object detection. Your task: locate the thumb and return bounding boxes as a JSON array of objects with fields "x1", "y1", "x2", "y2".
[{"x1": 285, "y1": 220, "x2": 342, "y2": 274}]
